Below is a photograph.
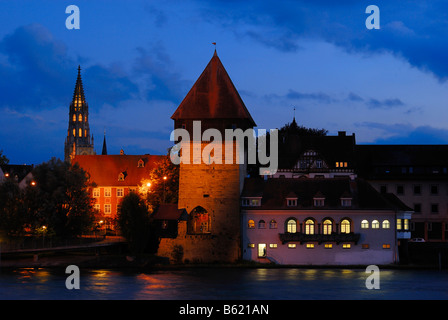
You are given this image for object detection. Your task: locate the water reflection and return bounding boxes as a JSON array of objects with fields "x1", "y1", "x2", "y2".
[{"x1": 1, "y1": 267, "x2": 447, "y2": 300}]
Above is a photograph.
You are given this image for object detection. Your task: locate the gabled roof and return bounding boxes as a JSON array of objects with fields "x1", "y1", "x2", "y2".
[
  {"x1": 73, "y1": 154, "x2": 165, "y2": 186},
  {"x1": 278, "y1": 133, "x2": 356, "y2": 169},
  {"x1": 171, "y1": 50, "x2": 256, "y2": 126},
  {"x1": 0, "y1": 164, "x2": 34, "y2": 182}
]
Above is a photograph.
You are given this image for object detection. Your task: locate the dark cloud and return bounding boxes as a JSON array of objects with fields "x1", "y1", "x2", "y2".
[
  {"x1": 200, "y1": 0, "x2": 448, "y2": 80},
  {"x1": 356, "y1": 122, "x2": 448, "y2": 144},
  {"x1": 286, "y1": 89, "x2": 336, "y2": 103},
  {"x1": 366, "y1": 98, "x2": 405, "y2": 109}
]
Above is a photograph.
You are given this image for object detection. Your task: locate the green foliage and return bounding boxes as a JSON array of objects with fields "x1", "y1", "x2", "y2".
[
  {"x1": 141, "y1": 155, "x2": 179, "y2": 212},
  {"x1": 0, "y1": 158, "x2": 96, "y2": 238},
  {"x1": 117, "y1": 192, "x2": 151, "y2": 255},
  {"x1": 30, "y1": 158, "x2": 96, "y2": 238},
  {"x1": 0, "y1": 180, "x2": 29, "y2": 236},
  {"x1": 0, "y1": 150, "x2": 9, "y2": 165}
]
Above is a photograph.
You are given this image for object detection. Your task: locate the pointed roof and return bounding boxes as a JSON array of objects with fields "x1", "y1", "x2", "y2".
[
  {"x1": 102, "y1": 132, "x2": 107, "y2": 155},
  {"x1": 72, "y1": 65, "x2": 86, "y2": 104},
  {"x1": 171, "y1": 51, "x2": 255, "y2": 126}
]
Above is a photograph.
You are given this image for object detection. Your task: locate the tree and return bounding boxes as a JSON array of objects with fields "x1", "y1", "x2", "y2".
[
  {"x1": 0, "y1": 179, "x2": 28, "y2": 236},
  {"x1": 30, "y1": 158, "x2": 96, "y2": 238},
  {"x1": 139, "y1": 155, "x2": 179, "y2": 213},
  {"x1": 117, "y1": 192, "x2": 151, "y2": 256},
  {"x1": 0, "y1": 150, "x2": 9, "y2": 165}
]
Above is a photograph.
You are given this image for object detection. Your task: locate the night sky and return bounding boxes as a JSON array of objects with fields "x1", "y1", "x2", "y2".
[{"x1": 1, "y1": 1, "x2": 448, "y2": 165}]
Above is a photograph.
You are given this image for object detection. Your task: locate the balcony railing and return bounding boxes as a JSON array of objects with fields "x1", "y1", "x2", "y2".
[{"x1": 279, "y1": 232, "x2": 360, "y2": 245}]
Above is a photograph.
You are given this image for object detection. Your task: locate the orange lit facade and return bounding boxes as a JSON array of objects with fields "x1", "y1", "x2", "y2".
[{"x1": 73, "y1": 154, "x2": 165, "y2": 223}]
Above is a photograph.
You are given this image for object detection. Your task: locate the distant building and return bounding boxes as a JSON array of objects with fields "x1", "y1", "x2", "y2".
[
  {"x1": 64, "y1": 66, "x2": 95, "y2": 163},
  {"x1": 273, "y1": 122, "x2": 357, "y2": 180},
  {"x1": 356, "y1": 145, "x2": 448, "y2": 242},
  {"x1": 0, "y1": 164, "x2": 34, "y2": 189}
]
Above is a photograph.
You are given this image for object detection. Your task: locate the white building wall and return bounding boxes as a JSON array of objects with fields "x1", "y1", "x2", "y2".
[{"x1": 242, "y1": 210, "x2": 397, "y2": 265}]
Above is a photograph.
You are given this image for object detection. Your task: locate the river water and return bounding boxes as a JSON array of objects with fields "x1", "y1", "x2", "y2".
[{"x1": 0, "y1": 267, "x2": 447, "y2": 300}]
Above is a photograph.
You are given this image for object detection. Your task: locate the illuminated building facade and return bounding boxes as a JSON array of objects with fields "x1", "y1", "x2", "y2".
[
  {"x1": 73, "y1": 154, "x2": 165, "y2": 227},
  {"x1": 241, "y1": 177, "x2": 412, "y2": 265}
]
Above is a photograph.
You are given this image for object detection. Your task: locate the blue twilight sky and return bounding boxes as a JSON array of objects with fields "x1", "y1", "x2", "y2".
[{"x1": 1, "y1": 0, "x2": 448, "y2": 165}]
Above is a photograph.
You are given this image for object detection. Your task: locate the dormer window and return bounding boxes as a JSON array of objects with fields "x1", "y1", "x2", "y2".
[
  {"x1": 341, "y1": 198, "x2": 352, "y2": 207},
  {"x1": 118, "y1": 172, "x2": 126, "y2": 181},
  {"x1": 314, "y1": 198, "x2": 325, "y2": 207},
  {"x1": 242, "y1": 197, "x2": 261, "y2": 207},
  {"x1": 287, "y1": 198, "x2": 297, "y2": 207},
  {"x1": 137, "y1": 159, "x2": 145, "y2": 168}
]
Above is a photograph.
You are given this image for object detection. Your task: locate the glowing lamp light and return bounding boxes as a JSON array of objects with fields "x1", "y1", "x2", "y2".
[
  {"x1": 31, "y1": 181, "x2": 36, "y2": 186},
  {"x1": 163, "y1": 176, "x2": 167, "y2": 180},
  {"x1": 146, "y1": 182, "x2": 151, "y2": 187}
]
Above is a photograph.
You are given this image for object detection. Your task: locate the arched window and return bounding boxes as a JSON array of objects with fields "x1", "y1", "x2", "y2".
[
  {"x1": 323, "y1": 219, "x2": 333, "y2": 235},
  {"x1": 361, "y1": 220, "x2": 369, "y2": 229},
  {"x1": 73, "y1": 114, "x2": 76, "y2": 122},
  {"x1": 258, "y1": 220, "x2": 266, "y2": 229},
  {"x1": 372, "y1": 220, "x2": 380, "y2": 229},
  {"x1": 305, "y1": 219, "x2": 315, "y2": 235},
  {"x1": 188, "y1": 206, "x2": 210, "y2": 234},
  {"x1": 341, "y1": 219, "x2": 351, "y2": 234},
  {"x1": 72, "y1": 129, "x2": 76, "y2": 137},
  {"x1": 382, "y1": 220, "x2": 390, "y2": 229},
  {"x1": 248, "y1": 220, "x2": 255, "y2": 229},
  {"x1": 78, "y1": 114, "x2": 83, "y2": 121},
  {"x1": 79, "y1": 128, "x2": 82, "y2": 137},
  {"x1": 286, "y1": 219, "x2": 297, "y2": 233},
  {"x1": 269, "y1": 219, "x2": 277, "y2": 229}
]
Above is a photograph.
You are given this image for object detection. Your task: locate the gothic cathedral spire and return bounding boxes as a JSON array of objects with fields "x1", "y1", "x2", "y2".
[{"x1": 64, "y1": 66, "x2": 95, "y2": 162}]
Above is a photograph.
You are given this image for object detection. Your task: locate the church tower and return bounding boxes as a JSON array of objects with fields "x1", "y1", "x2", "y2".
[
  {"x1": 64, "y1": 66, "x2": 95, "y2": 162},
  {"x1": 158, "y1": 49, "x2": 256, "y2": 263}
]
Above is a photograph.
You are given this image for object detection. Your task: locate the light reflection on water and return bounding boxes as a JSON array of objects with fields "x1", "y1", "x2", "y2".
[{"x1": 0, "y1": 267, "x2": 447, "y2": 300}]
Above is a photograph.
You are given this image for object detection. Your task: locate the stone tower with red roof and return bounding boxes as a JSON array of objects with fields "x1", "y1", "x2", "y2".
[{"x1": 158, "y1": 50, "x2": 256, "y2": 263}]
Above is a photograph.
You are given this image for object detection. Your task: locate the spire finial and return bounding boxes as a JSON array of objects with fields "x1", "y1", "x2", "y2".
[{"x1": 212, "y1": 42, "x2": 217, "y2": 56}]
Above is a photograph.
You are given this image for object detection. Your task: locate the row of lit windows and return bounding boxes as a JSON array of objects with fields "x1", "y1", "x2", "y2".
[
  {"x1": 248, "y1": 218, "x2": 353, "y2": 234},
  {"x1": 94, "y1": 203, "x2": 117, "y2": 215},
  {"x1": 248, "y1": 218, "x2": 402, "y2": 233},
  {"x1": 93, "y1": 188, "x2": 124, "y2": 197},
  {"x1": 248, "y1": 242, "x2": 392, "y2": 256},
  {"x1": 72, "y1": 114, "x2": 86, "y2": 122},
  {"x1": 72, "y1": 128, "x2": 88, "y2": 138}
]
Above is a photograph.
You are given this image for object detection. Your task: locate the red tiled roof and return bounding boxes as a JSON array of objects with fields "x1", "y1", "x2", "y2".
[
  {"x1": 152, "y1": 204, "x2": 187, "y2": 220},
  {"x1": 171, "y1": 51, "x2": 256, "y2": 126},
  {"x1": 242, "y1": 177, "x2": 411, "y2": 211},
  {"x1": 73, "y1": 154, "x2": 166, "y2": 186}
]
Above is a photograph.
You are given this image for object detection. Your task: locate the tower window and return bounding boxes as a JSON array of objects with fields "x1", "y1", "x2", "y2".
[
  {"x1": 73, "y1": 129, "x2": 76, "y2": 137},
  {"x1": 78, "y1": 128, "x2": 82, "y2": 137},
  {"x1": 73, "y1": 114, "x2": 76, "y2": 122},
  {"x1": 79, "y1": 114, "x2": 82, "y2": 122}
]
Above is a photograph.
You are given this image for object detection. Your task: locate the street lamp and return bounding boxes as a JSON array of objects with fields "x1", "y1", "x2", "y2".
[{"x1": 163, "y1": 176, "x2": 167, "y2": 204}]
